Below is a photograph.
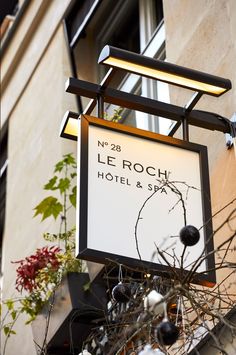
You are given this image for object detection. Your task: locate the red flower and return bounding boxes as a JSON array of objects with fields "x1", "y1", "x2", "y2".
[{"x1": 13, "y1": 246, "x2": 61, "y2": 293}]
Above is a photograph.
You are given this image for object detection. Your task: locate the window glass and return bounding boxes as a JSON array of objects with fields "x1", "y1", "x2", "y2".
[{"x1": 65, "y1": 0, "x2": 170, "y2": 134}]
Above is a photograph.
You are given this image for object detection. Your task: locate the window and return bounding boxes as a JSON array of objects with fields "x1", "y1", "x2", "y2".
[
  {"x1": 0, "y1": 0, "x2": 19, "y2": 39},
  {"x1": 65, "y1": 0, "x2": 171, "y2": 134},
  {"x1": 0, "y1": 0, "x2": 19, "y2": 25}
]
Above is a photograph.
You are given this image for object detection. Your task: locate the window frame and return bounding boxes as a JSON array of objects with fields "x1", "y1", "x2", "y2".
[{"x1": 108, "y1": 21, "x2": 166, "y2": 132}]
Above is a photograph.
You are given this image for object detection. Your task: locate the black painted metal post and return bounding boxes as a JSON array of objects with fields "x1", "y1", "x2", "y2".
[
  {"x1": 97, "y1": 94, "x2": 104, "y2": 119},
  {"x1": 66, "y1": 78, "x2": 232, "y2": 135},
  {"x1": 182, "y1": 117, "x2": 189, "y2": 141},
  {"x1": 182, "y1": 92, "x2": 203, "y2": 141}
]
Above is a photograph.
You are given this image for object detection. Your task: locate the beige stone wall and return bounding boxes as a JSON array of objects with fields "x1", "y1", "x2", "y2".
[
  {"x1": 163, "y1": 0, "x2": 236, "y2": 153},
  {"x1": 1, "y1": 0, "x2": 73, "y2": 126},
  {"x1": 163, "y1": 0, "x2": 236, "y2": 318},
  {"x1": 1, "y1": 0, "x2": 236, "y2": 353},
  {"x1": 1, "y1": 1, "x2": 77, "y2": 354}
]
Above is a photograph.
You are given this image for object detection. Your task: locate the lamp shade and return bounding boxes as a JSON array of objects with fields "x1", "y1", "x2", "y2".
[
  {"x1": 60, "y1": 111, "x2": 79, "y2": 140},
  {"x1": 98, "y1": 45, "x2": 231, "y2": 96}
]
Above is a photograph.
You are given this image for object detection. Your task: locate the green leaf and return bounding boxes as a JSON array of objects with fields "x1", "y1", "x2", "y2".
[
  {"x1": 54, "y1": 160, "x2": 64, "y2": 173},
  {"x1": 34, "y1": 196, "x2": 63, "y2": 221},
  {"x1": 3, "y1": 326, "x2": 15, "y2": 336},
  {"x1": 83, "y1": 281, "x2": 91, "y2": 292},
  {"x1": 54, "y1": 154, "x2": 76, "y2": 172},
  {"x1": 58, "y1": 178, "x2": 70, "y2": 194},
  {"x1": 69, "y1": 186, "x2": 77, "y2": 208},
  {"x1": 25, "y1": 317, "x2": 35, "y2": 325},
  {"x1": 70, "y1": 173, "x2": 77, "y2": 179},
  {"x1": 63, "y1": 153, "x2": 76, "y2": 166},
  {"x1": 4, "y1": 326, "x2": 10, "y2": 336},
  {"x1": 11, "y1": 310, "x2": 17, "y2": 320},
  {"x1": 6, "y1": 299, "x2": 14, "y2": 311},
  {"x1": 44, "y1": 176, "x2": 58, "y2": 190}
]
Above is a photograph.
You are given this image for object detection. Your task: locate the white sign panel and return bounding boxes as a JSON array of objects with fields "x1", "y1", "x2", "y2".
[{"x1": 77, "y1": 116, "x2": 215, "y2": 285}]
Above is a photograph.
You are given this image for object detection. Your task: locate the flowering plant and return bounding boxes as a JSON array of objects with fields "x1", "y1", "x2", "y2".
[
  {"x1": 1, "y1": 154, "x2": 82, "y2": 354},
  {"x1": 14, "y1": 246, "x2": 62, "y2": 293}
]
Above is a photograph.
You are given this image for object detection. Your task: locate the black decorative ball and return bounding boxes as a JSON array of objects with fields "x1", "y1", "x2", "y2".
[
  {"x1": 112, "y1": 282, "x2": 131, "y2": 303},
  {"x1": 179, "y1": 225, "x2": 200, "y2": 246},
  {"x1": 156, "y1": 320, "x2": 179, "y2": 346}
]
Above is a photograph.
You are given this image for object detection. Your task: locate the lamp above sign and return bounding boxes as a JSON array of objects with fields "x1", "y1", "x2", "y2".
[{"x1": 76, "y1": 115, "x2": 215, "y2": 286}]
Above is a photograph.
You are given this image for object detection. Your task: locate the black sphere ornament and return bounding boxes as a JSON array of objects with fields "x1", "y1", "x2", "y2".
[
  {"x1": 112, "y1": 282, "x2": 131, "y2": 303},
  {"x1": 179, "y1": 225, "x2": 200, "y2": 246},
  {"x1": 156, "y1": 320, "x2": 179, "y2": 346}
]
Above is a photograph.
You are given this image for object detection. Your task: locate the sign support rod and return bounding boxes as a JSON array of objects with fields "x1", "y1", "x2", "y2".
[
  {"x1": 97, "y1": 93, "x2": 104, "y2": 118},
  {"x1": 65, "y1": 77, "x2": 232, "y2": 134},
  {"x1": 182, "y1": 117, "x2": 189, "y2": 141},
  {"x1": 182, "y1": 92, "x2": 203, "y2": 141}
]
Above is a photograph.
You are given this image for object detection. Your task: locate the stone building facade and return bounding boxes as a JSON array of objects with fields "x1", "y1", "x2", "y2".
[{"x1": 1, "y1": 1, "x2": 235, "y2": 354}]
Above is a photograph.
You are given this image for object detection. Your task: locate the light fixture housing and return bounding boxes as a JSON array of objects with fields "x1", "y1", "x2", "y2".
[
  {"x1": 60, "y1": 111, "x2": 79, "y2": 140},
  {"x1": 98, "y1": 45, "x2": 231, "y2": 97}
]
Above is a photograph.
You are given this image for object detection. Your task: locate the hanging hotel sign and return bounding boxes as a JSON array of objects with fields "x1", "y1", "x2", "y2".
[{"x1": 76, "y1": 115, "x2": 215, "y2": 286}]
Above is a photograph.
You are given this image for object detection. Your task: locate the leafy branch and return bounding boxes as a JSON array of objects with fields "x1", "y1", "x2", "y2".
[{"x1": 1, "y1": 153, "x2": 82, "y2": 355}]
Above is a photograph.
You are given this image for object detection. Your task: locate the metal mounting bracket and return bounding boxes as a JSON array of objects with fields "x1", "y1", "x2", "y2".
[{"x1": 225, "y1": 112, "x2": 236, "y2": 150}]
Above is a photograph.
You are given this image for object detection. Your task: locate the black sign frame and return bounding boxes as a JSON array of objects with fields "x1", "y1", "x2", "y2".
[{"x1": 77, "y1": 115, "x2": 216, "y2": 286}]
